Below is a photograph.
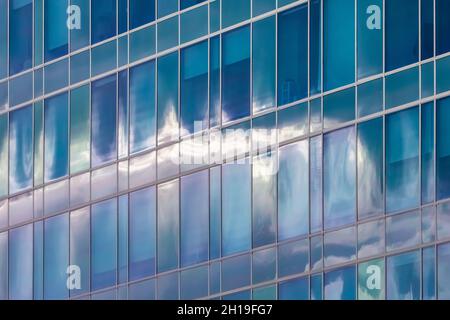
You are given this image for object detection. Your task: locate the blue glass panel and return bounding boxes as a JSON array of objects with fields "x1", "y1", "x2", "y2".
[
  {"x1": 44, "y1": 0, "x2": 68, "y2": 62},
  {"x1": 437, "y1": 97, "x2": 450, "y2": 200},
  {"x1": 324, "y1": 127, "x2": 356, "y2": 229},
  {"x1": 181, "y1": 0, "x2": 206, "y2": 10},
  {"x1": 129, "y1": 279, "x2": 155, "y2": 300},
  {"x1": 437, "y1": 56, "x2": 450, "y2": 94},
  {"x1": 180, "y1": 265, "x2": 208, "y2": 299},
  {"x1": 386, "y1": 0, "x2": 419, "y2": 71},
  {"x1": 358, "y1": 78, "x2": 383, "y2": 117},
  {"x1": 310, "y1": 136, "x2": 323, "y2": 232},
  {"x1": 33, "y1": 222, "x2": 43, "y2": 300},
  {"x1": 44, "y1": 213, "x2": 69, "y2": 300},
  {"x1": 118, "y1": 70, "x2": 128, "y2": 158},
  {"x1": 44, "y1": 59, "x2": 69, "y2": 94},
  {"x1": 0, "y1": 114, "x2": 7, "y2": 197},
  {"x1": 70, "y1": 0, "x2": 90, "y2": 51},
  {"x1": 130, "y1": 0, "x2": 155, "y2": 30},
  {"x1": 386, "y1": 211, "x2": 421, "y2": 251},
  {"x1": 422, "y1": 62, "x2": 434, "y2": 98},
  {"x1": 278, "y1": 141, "x2": 309, "y2": 240},
  {"x1": 222, "y1": 26, "x2": 250, "y2": 122},
  {"x1": 253, "y1": 285, "x2": 276, "y2": 300},
  {"x1": 157, "y1": 52, "x2": 179, "y2": 143},
  {"x1": 222, "y1": 0, "x2": 250, "y2": 28},
  {"x1": 9, "y1": 224, "x2": 33, "y2": 299},
  {"x1": 44, "y1": 93, "x2": 69, "y2": 182},
  {"x1": 181, "y1": 41, "x2": 208, "y2": 135},
  {"x1": 69, "y1": 207, "x2": 90, "y2": 296},
  {"x1": 358, "y1": 219, "x2": 384, "y2": 259},
  {"x1": 252, "y1": 247, "x2": 276, "y2": 284},
  {"x1": 438, "y1": 242, "x2": 450, "y2": 299},
  {"x1": 130, "y1": 26, "x2": 156, "y2": 62},
  {"x1": 324, "y1": 227, "x2": 356, "y2": 267},
  {"x1": 311, "y1": 274, "x2": 323, "y2": 300},
  {"x1": 10, "y1": 72, "x2": 32, "y2": 106},
  {"x1": 9, "y1": 0, "x2": 33, "y2": 75},
  {"x1": 310, "y1": 97, "x2": 322, "y2": 131},
  {"x1": 9, "y1": 105, "x2": 33, "y2": 194},
  {"x1": 357, "y1": 118, "x2": 384, "y2": 218},
  {"x1": 92, "y1": 75, "x2": 117, "y2": 166},
  {"x1": 181, "y1": 171, "x2": 209, "y2": 267},
  {"x1": 158, "y1": 272, "x2": 178, "y2": 300},
  {"x1": 311, "y1": 235, "x2": 323, "y2": 271},
  {"x1": 130, "y1": 187, "x2": 156, "y2": 280},
  {"x1": 324, "y1": 0, "x2": 355, "y2": 90},
  {"x1": 310, "y1": 0, "x2": 321, "y2": 95},
  {"x1": 323, "y1": 87, "x2": 355, "y2": 129},
  {"x1": 157, "y1": 17, "x2": 178, "y2": 52},
  {"x1": 210, "y1": 167, "x2": 221, "y2": 259},
  {"x1": 278, "y1": 103, "x2": 308, "y2": 142},
  {"x1": 386, "y1": 108, "x2": 420, "y2": 213},
  {"x1": 210, "y1": 36, "x2": 220, "y2": 127},
  {"x1": 118, "y1": 195, "x2": 128, "y2": 284},
  {"x1": 279, "y1": 277, "x2": 309, "y2": 300},
  {"x1": 358, "y1": 0, "x2": 383, "y2": 79},
  {"x1": 422, "y1": 103, "x2": 435, "y2": 204},
  {"x1": 91, "y1": 0, "x2": 116, "y2": 44},
  {"x1": 0, "y1": 232, "x2": 6, "y2": 299},
  {"x1": 0, "y1": 0, "x2": 7, "y2": 79},
  {"x1": 91, "y1": 199, "x2": 117, "y2": 291},
  {"x1": 180, "y1": 5, "x2": 208, "y2": 44},
  {"x1": 222, "y1": 163, "x2": 251, "y2": 256},
  {"x1": 34, "y1": 68, "x2": 43, "y2": 98},
  {"x1": 222, "y1": 254, "x2": 251, "y2": 292},
  {"x1": 253, "y1": 0, "x2": 275, "y2": 16},
  {"x1": 437, "y1": 202, "x2": 450, "y2": 240},
  {"x1": 423, "y1": 246, "x2": 436, "y2": 300},
  {"x1": 421, "y1": 0, "x2": 434, "y2": 60},
  {"x1": 158, "y1": 0, "x2": 176, "y2": 18},
  {"x1": 70, "y1": 51, "x2": 90, "y2": 84},
  {"x1": 117, "y1": 0, "x2": 127, "y2": 34},
  {"x1": 358, "y1": 258, "x2": 385, "y2": 300},
  {"x1": 210, "y1": 0, "x2": 220, "y2": 33},
  {"x1": 436, "y1": 0, "x2": 450, "y2": 55},
  {"x1": 324, "y1": 266, "x2": 356, "y2": 300},
  {"x1": 387, "y1": 250, "x2": 420, "y2": 300},
  {"x1": 422, "y1": 206, "x2": 436, "y2": 244},
  {"x1": 385, "y1": 67, "x2": 419, "y2": 109},
  {"x1": 278, "y1": 5, "x2": 308, "y2": 106},
  {"x1": 130, "y1": 61, "x2": 156, "y2": 153},
  {"x1": 0, "y1": 82, "x2": 7, "y2": 110},
  {"x1": 253, "y1": 16, "x2": 275, "y2": 112},
  {"x1": 92, "y1": 40, "x2": 116, "y2": 76},
  {"x1": 278, "y1": 239, "x2": 309, "y2": 277},
  {"x1": 118, "y1": 36, "x2": 128, "y2": 67}
]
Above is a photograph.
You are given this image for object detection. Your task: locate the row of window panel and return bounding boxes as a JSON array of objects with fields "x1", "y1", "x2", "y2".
[
  {"x1": 2, "y1": 0, "x2": 450, "y2": 97},
  {"x1": 1, "y1": 227, "x2": 450, "y2": 300}
]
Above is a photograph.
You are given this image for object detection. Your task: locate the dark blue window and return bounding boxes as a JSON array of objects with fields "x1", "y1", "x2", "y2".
[
  {"x1": 278, "y1": 277, "x2": 309, "y2": 300},
  {"x1": 71, "y1": 0, "x2": 90, "y2": 51},
  {"x1": 386, "y1": 0, "x2": 419, "y2": 71},
  {"x1": 92, "y1": 0, "x2": 116, "y2": 44},
  {"x1": 437, "y1": 97, "x2": 450, "y2": 200},
  {"x1": 9, "y1": 224, "x2": 33, "y2": 300},
  {"x1": 44, "y1": 93, "x2": 69, "y2": 182},
  {"x1": 0, "y1": 0, "x2": 7, "y2": 79},
  {"x1": 9, "y1": 0, "x2": 33, "y2": 75},
  {"x1": 222, "y1": 26, "x2": 250, "y2": 123},
  {"x1": 130, "y1": 0, "x2": 155, "y2": 30},
  {"x1": 422, "y1": 103, "x2": 435, "y2": 204},
  {"x1": 310, "y1": 0, "x2": 321, "y2": 95},
  {"x1": 278, "y1": 5, "x2": 308, "y2": 106},
  {"x1": 158, "y1": 0, "x2": 177, "y2": 18},
  {"x1": 324, "y1": 266, "x2": 356, "y2": 300},
  {"x1": 44, "y1": 0, "x2": 68, "y2": 62},
  {"x1": 181, "y1": 0, "x2": 206, "y2": 10},
  {"x1": 421, "y1": 0, "x2": 434, "y2": 60},
  {"x1": 387, "y1": 250, "x2": 420, "y2": 300},
  {"x1": 92, "y1": 75, "x2": 117, "y2": 166},
  {"x1": 437, "y1": 0, "x2": 450, "y2": 55}
]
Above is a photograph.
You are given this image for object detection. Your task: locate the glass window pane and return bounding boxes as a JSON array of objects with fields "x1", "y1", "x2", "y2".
[
  {"x1": 130, "y1": 61, "x2": 156, "y2": 153},
  {"x1": 253, "y1": 285, "x2": 276, "y2": 300},
  {"x1": 278, "y1": 239, "x2": 309, "y2": 277},
  {"x1": 437, "y1": 56, "x2": 450, "y2": 94},
  {"x1": 9, "y1": 105, "x2": 33, "y2": 194},
  {"x1": 9, "y1": 224, "x2": 33, "y2": 299},
  {"x1": 222, "y1": 26, "x2": 250, "y2": 123},
  {"x1": 118, "y1": 195, "x2": 128, "y2": 284},
  {"x1": 422, "y1": 102, "x2": 435, "y2": 204},
  {"x1": 323, "y1": 87, "x2": 355, "y2": 129},
  {"x1": 279, "y1": 277, "x2": 309, "y2": 300},
  {"x1": 278, "y1": 103, "x2": 308, "y2": 142},
  {"x1": 180, "y1": 5, "x2": 208, "y2": 44},
  {"x1": 118, "y1": 70, "x2": 128, "y2": 158},
  {"x1": 311, "y1": 274, "x2": 323, "y2": 300},
  {"x1": 44, "y1": 213, "x2": 69, "y2": 300},
  {"x1": 181, "y1": 41, "x2": 208, "y2": 135},
  {"x1": 357, "y1": 78, "x2": 383, "y2": 118},
  {"x1": 436, "y1": 0, "x2": 450, "y2": 55},
  {"x1": 0, "y1": 231, "x2": 6, "y2": 299},
  {"x1": 70, "y1": 85, "x2": 90, "y2": 174},
  {"x1": 180, "y1": 265, "x2": 208, "y2": 299},
  {"x1": 70, "y1": 0, "x2": 90, "y2": 51},
  {"x1": 91, "y1": 164, "x2": 117, "y2": 200},
  {"x1": 92, "y1": 0, "x2": 116, "y2": 44},
  {"x1": 438, "y1": 242, "x2": 450, "y2": 299},
  {"x1": 130, "y1": 0, "x2": 155, "y2": 30},
  {"x1": 386, "y1": 210, "x2": 421, "y2": 252},
  {"x1": 70, "y1": 51, "x2": 90, "y2": 84},
  {"x1": 44, "y1": 93, "x2": 69, "y2": 182},
  {"x1": 437, "y1": 202, "x2": 450, "y2": 240},
  {"x1": 181, "y1": 0, "x2": 206, "y2": 10},
  {"x1": 387, "y1": 250, "x2": 421, "y2": 300},
  {"x1": 422, "y1": 206, "x2": 436, "y2": 244},
  {"x1": 10, "y1": 72, "x2": 32, "y2": 106},
  {"x1": 222, "y1": 163, "x2": 251, "y2": 256},
  {"x1": 310, "y1": 136, "x2": 323, "y2": 232},
  {"x1": 9, "y1": 0, "x2": 33, "y2": 75},
  {"x1": 358, "y1": 258, "x2": 385, "y2": 300},
  {"x1": 70, "y1": 173, "x2": 90, "y2": 207},
  {"x1": 324, "y1": 127, "x2": 356, "y2": 229},
  {"x1": 222, "y1": 0, "x2": 250, "y2": 28},
  {"x1": 92, "y1": 75, "x2": 117, "y2": 166},
  {"x1": 44, "y1": 59, "x2": 68, "y2": 94},
  {"x1": 277, "y1": 5, "x2": 308, "y2": 106},
  {"x1": 311, "y1": 235, "x2": 323, "y2": 271},
  {"x1": 44, "y1": 180, "x2": 69, "y2": 215},
  {"x1": 253, "y1": 16, "x2": 275, "y2": 112},
  {"x1": 278, "y1": 141, "x2": 309, "y2": 240},
  {"x1": 324, "y1": 266, "x2": 356, "y2": 300},
  {"x1": 252, "y1": 247, "x2": 276, "y2": 284},
  {"x1": 386, "y1": 107, "x2": 420, "y2": 213},
  {"x1": 157, "y1": 52, "x2": 179, "y2": 143},
  {"x1": 422, "y1": 62, "x2": 434, "y2": 98},
  {"x1": 157, "y1": 17, "x2": 178, "y2": 52},
  {"x1": 130, "y1": 26, "x2": 156, "y2": 62},
  {"x1": 44, "y1": 0, "x2": 68, "y2": 62},
  {"x1": 358, "y1": 0, "x2": 383, "y2": 79},
  {"x1": 70, "y1": 207, "x2": 90, "y2": 296},
  {"x1": 423, "y1": 246, "x2": 436, "y2": 300},
  {"x1": 129, "y1": 152, "x2": 156, "y2": 188},
  {"x1": 437, "y1": 97, "x2": 450, "y2": 200},
  {"x1": 324, "y1": 227, "x2": 356, "y2": 267},
  {"x1": 324, "y1": 0, "x2": 355, "y2": 90},
  {"x1": 157, "y1": 180, "x2": 179, "y2": 273},
  {"x1": 357, "y1": 118, "x2": 384, "y2": 218},
  {"x1": 222, "y1": 254, "x2": 251, "y2": 292},
  {"x1": 130, "y1": 187, "x2": 156, "y2": 281},
  {"x1": 157, "y1": 272, "x2": 178, "y2": 300},
  {"x1": 181, "y1": 171, "x2": 209, "y2": 267},
  {"x1": 0, "y1": 0, "x2": 7, "y2": 79},
  {"x1": 310, "y1": 0, "x2": 322, "y2": 95},
  {"x1": 210, "y1": 36, "x2": 220, "y2": 127},
  {"x1": 9, "y1": 191, "x2": 33, "y2": 226},
  {"x1": 91, "y1": 199, "x2": 117, "y2": 291},
  {"x1": 358, "y1": 219, "x2": 385, "y2": 259},
  {"x1": 210, "y1": 166, "x2": 221, "y2": 260},
  {"x1": 91, "y1": 40, "x2": 117, "y2": 76},
  {"x1": 0, "y1": 114, "x2": 7, "y2": 197},
  {"x1": 421, "y1": 0, "x2": 434, "y2": 60},
  {"x1": 128, "y1": 279, "x2": 155, "y2": 300},
  {"x1": 385, "y1": 67, "x2": 419, "y2": 109},
  {"x1": 386, "y1": 0, "x2": 419, "y2": 71}
]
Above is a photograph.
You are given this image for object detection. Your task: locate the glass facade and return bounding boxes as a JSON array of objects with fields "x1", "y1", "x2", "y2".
[{"x1": 0, "y1": 0, "x2": 449, "y2": 300}]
